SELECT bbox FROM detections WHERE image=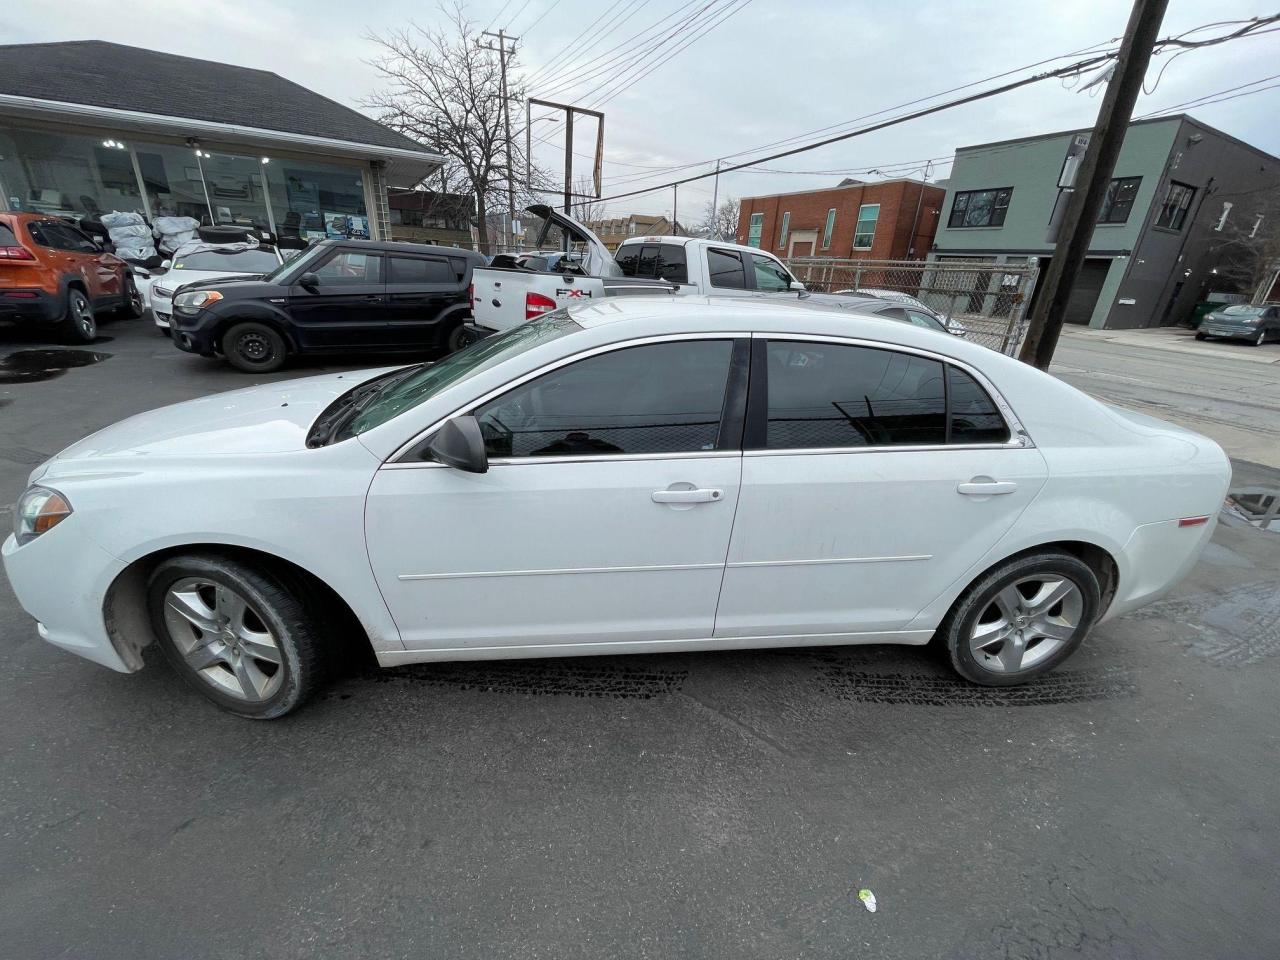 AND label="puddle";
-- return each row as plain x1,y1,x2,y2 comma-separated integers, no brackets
0,348,111,384
1224,488,1280,532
